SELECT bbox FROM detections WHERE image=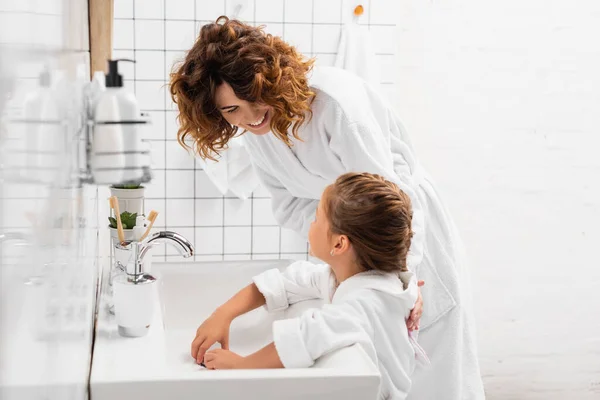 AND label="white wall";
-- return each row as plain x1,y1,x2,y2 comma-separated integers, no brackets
394,1,600,399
